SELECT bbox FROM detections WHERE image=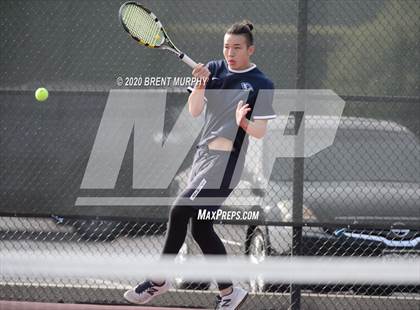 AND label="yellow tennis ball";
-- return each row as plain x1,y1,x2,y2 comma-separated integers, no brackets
35,87,49,101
